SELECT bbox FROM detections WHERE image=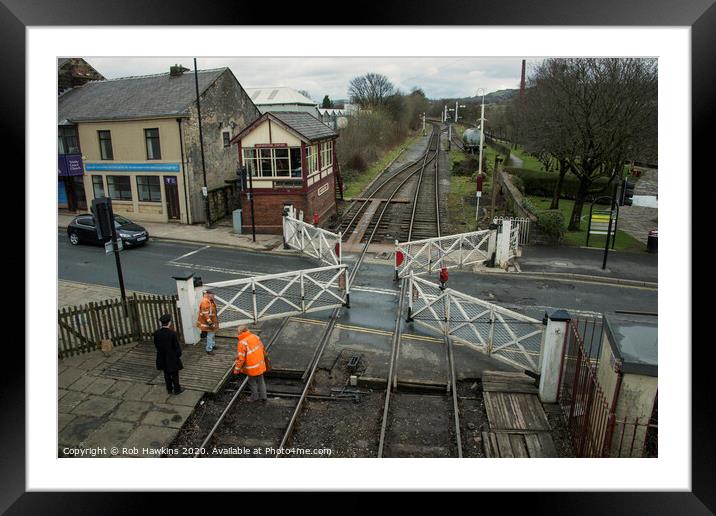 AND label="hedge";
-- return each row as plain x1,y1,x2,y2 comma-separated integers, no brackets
505,167,614,203
535,209,566,245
